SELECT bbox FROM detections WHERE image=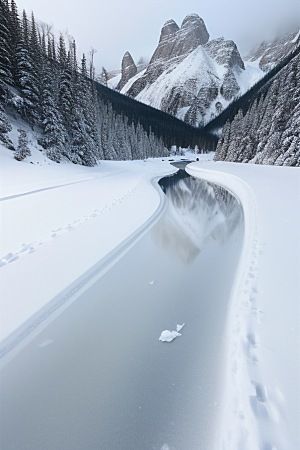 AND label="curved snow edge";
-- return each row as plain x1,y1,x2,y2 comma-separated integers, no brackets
0,170,176,361
186,163,259,450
